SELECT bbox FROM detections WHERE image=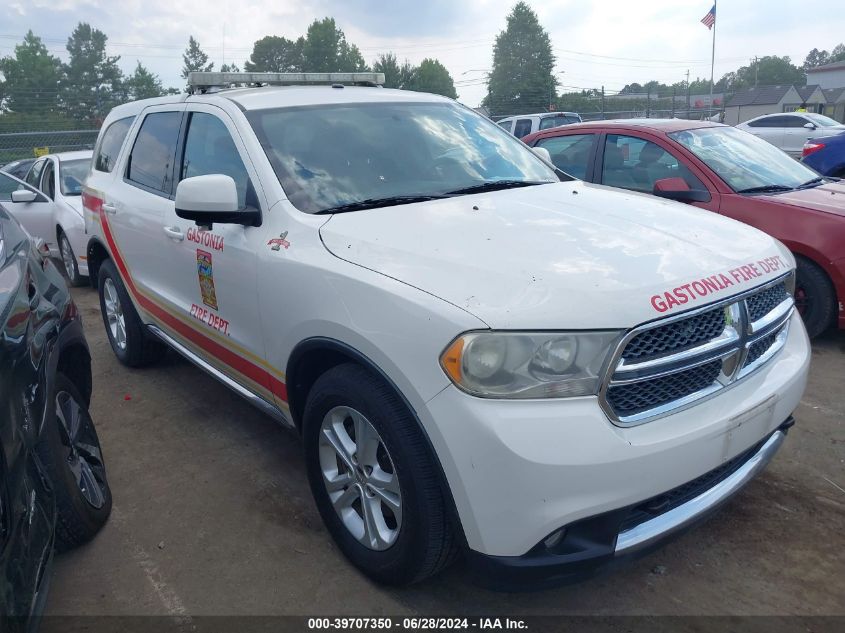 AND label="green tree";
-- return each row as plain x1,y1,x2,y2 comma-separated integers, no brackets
125,62,166,100
831,43,845,64
719,56,804,91
407,58,457,98
181,36,214,80
302,18,368,72
245,36,304,72
0,31,61,114
373,53,415,89
484,2,556,116
803,48,830,70
60,23,124,123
